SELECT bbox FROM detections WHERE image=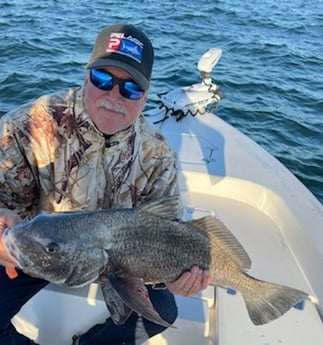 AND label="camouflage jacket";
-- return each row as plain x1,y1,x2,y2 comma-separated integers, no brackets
0,87,179,219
